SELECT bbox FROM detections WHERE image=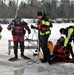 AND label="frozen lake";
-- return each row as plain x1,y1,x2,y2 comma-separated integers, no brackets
0,23,74,75
0,23,74,54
